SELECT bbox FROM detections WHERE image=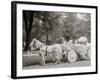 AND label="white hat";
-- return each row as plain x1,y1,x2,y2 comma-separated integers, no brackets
77,36,87,43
